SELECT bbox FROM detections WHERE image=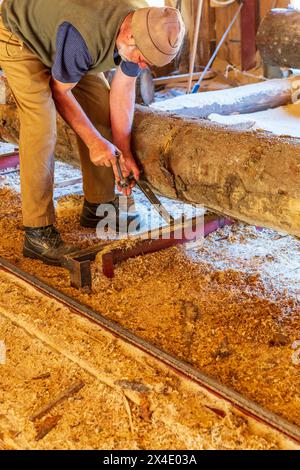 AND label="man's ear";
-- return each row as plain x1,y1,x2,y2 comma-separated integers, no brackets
126,32,136,46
